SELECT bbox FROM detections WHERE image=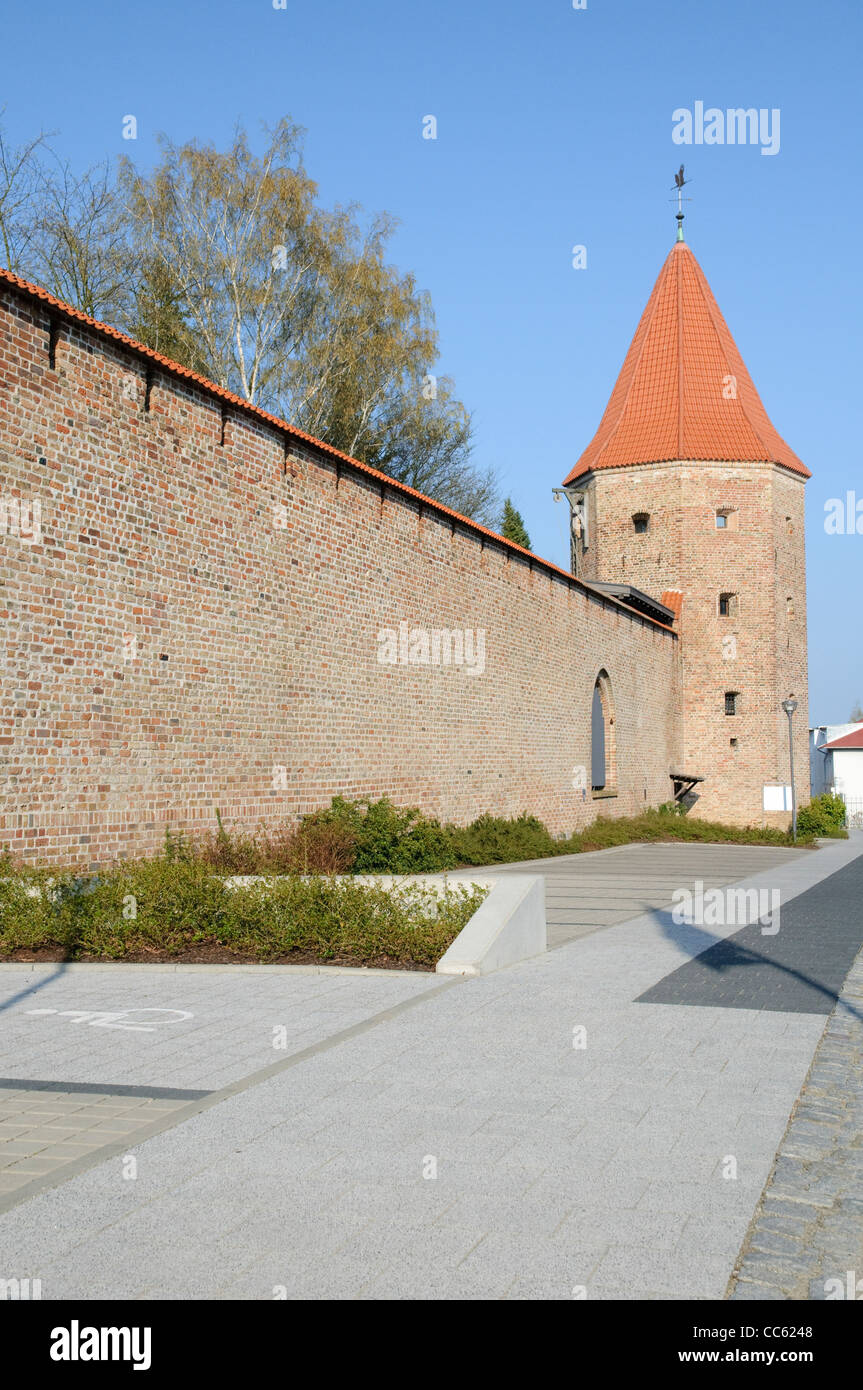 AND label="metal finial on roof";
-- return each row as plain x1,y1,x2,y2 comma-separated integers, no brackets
672,165,689,241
